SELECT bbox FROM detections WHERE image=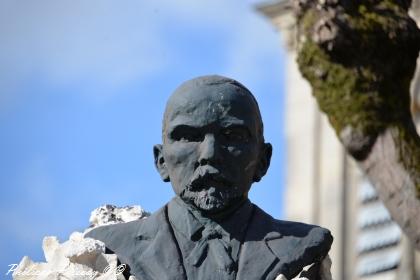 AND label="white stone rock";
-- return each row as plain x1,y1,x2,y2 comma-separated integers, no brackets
42,236,60,263
88,205,149,228
275,274,309,280
275,275,309,280
12,205,148,280
274,255,333,280
65,233,106,268
12,204,148,279
319,255,333,280
12,233,135,280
